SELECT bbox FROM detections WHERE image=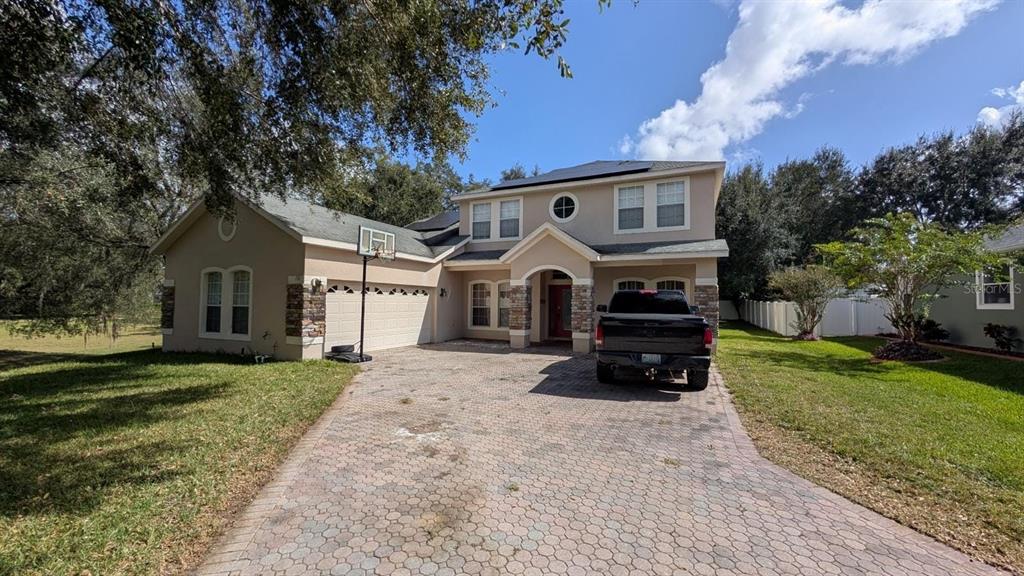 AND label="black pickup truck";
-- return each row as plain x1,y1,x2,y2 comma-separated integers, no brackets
594,289,713,389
